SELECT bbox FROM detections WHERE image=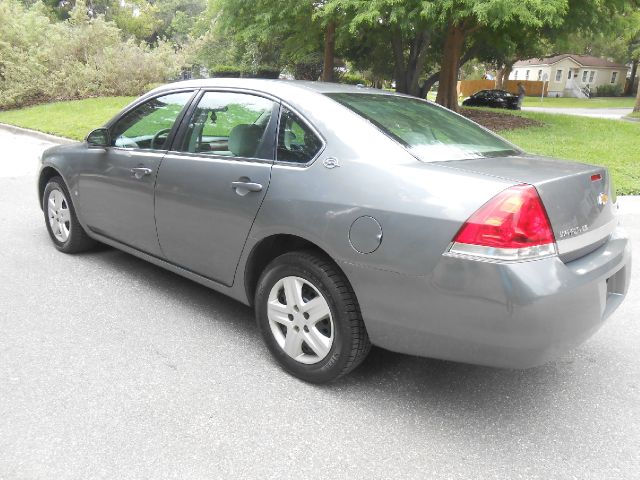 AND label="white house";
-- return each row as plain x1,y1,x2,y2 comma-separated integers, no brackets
509,54,628,97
